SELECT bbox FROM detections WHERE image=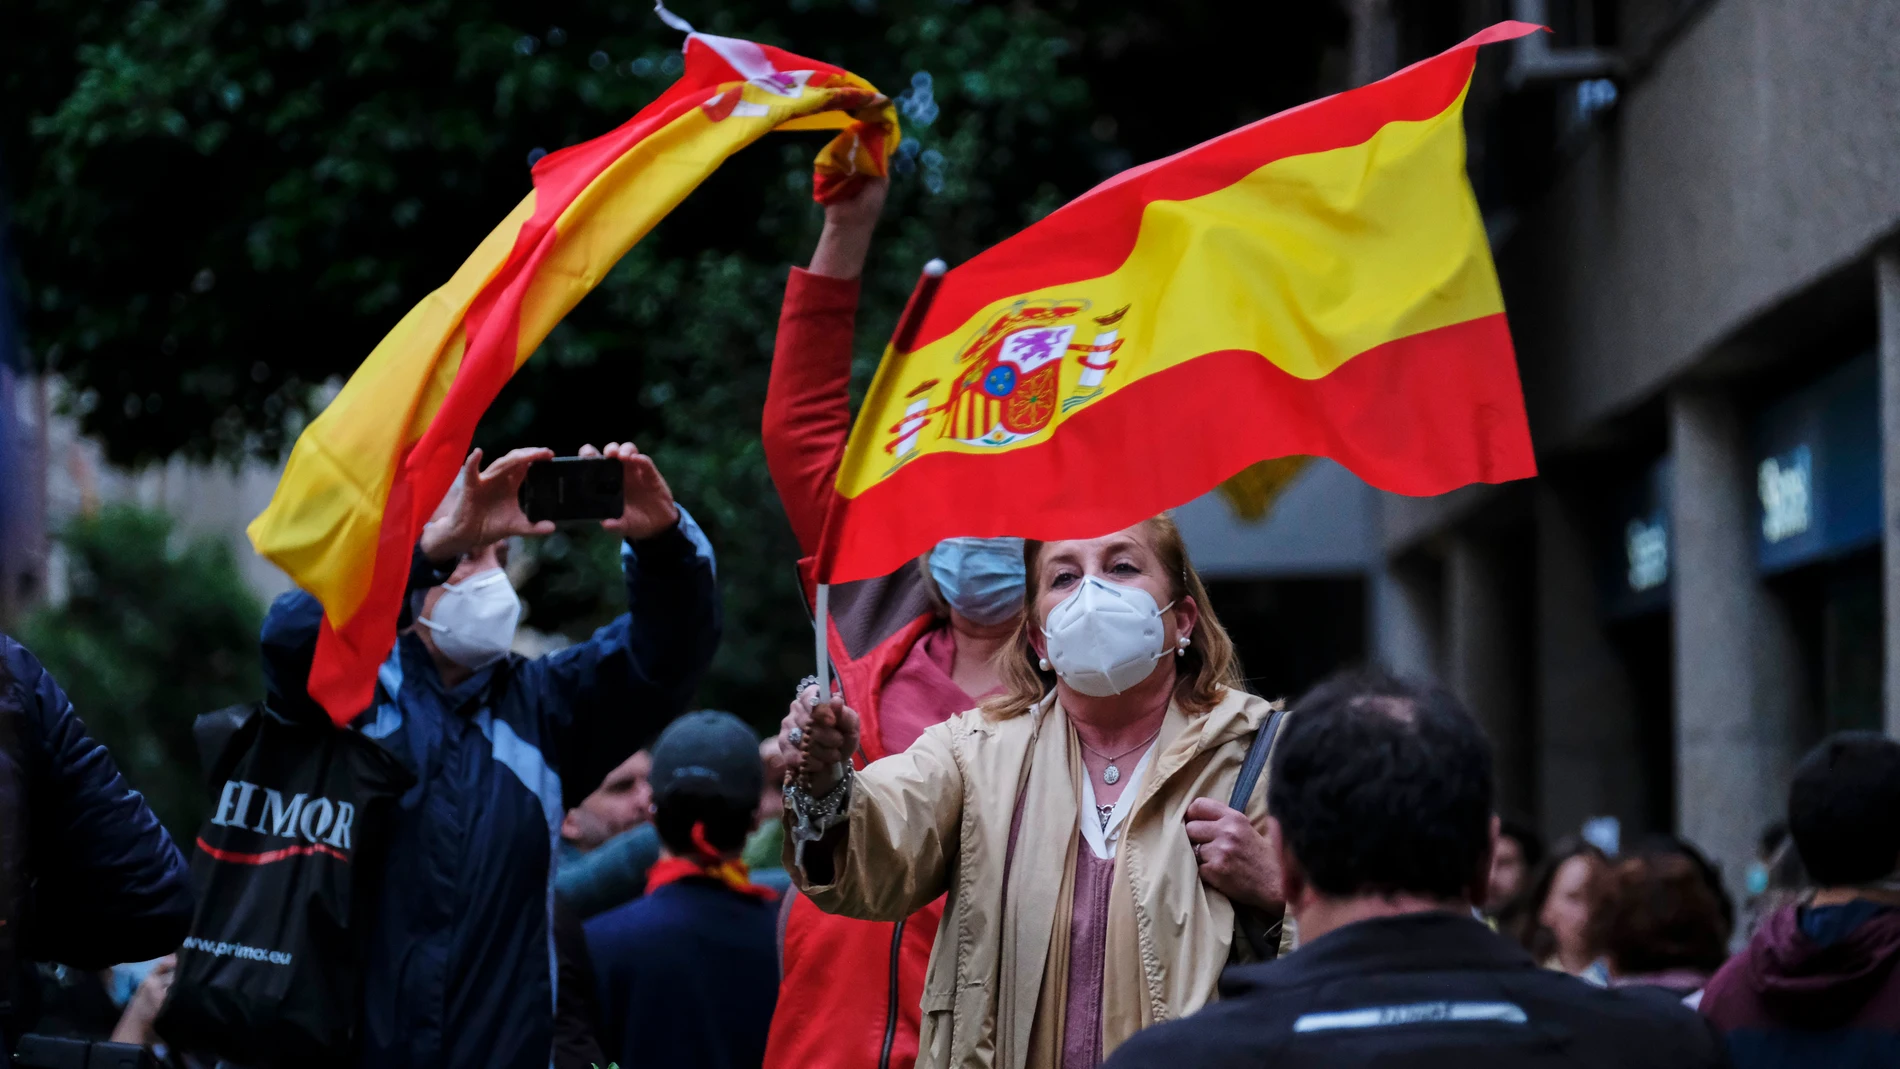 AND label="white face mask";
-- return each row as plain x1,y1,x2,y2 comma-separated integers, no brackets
417,568,520,669
1041,575,1175,697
